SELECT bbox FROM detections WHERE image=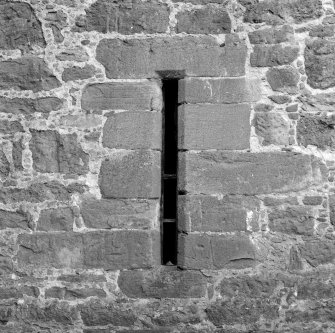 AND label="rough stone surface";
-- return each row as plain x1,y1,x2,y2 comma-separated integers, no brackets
36,207,74,231
268,206,315,236
266,66,300,94
30,130,89,175
17,231,158,270
297,114,335,150
179,151,326,195
56,47,88,62
81,82,162,112
81,198,158,230
118,268,206,298
243,0,323,25
0,97,63,115
179,233,255,270
178,195,260,232
299,240,335,267
305,38,335,89
99,151,161,199
179,78,261,104
254,112,290,146
0,120,24,135
62,64,96,82
178,104,250,150
103,111,162,149
176,7,231,34
45,286,106,299
75,0,170,34
0,2,45,50
12,138,24,171
0,210,29,230
299,93,335,113
96,35,247,78
330,195,335,226
248,25,294,44
250,45,299,67
0,57,61,92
